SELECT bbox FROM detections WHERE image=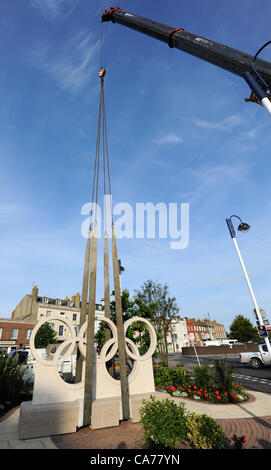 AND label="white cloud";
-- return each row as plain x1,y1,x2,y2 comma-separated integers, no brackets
240,126,261,140
152,133,183,145
28,30,99,94
194,114,244,131
30,0,80,20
